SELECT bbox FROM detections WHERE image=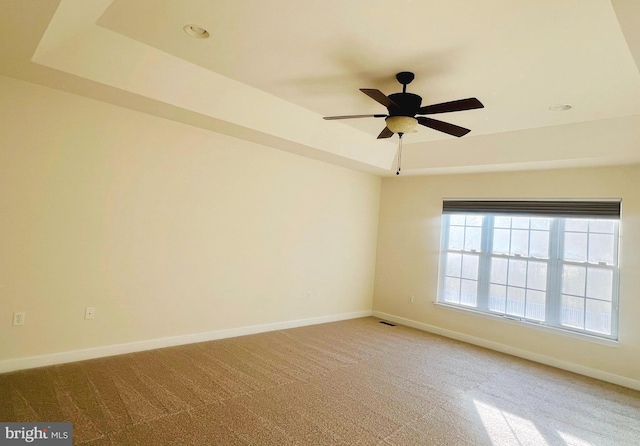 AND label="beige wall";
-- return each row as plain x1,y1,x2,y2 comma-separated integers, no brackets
0,75,381,361
3,73,639,388
373,165,640,384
